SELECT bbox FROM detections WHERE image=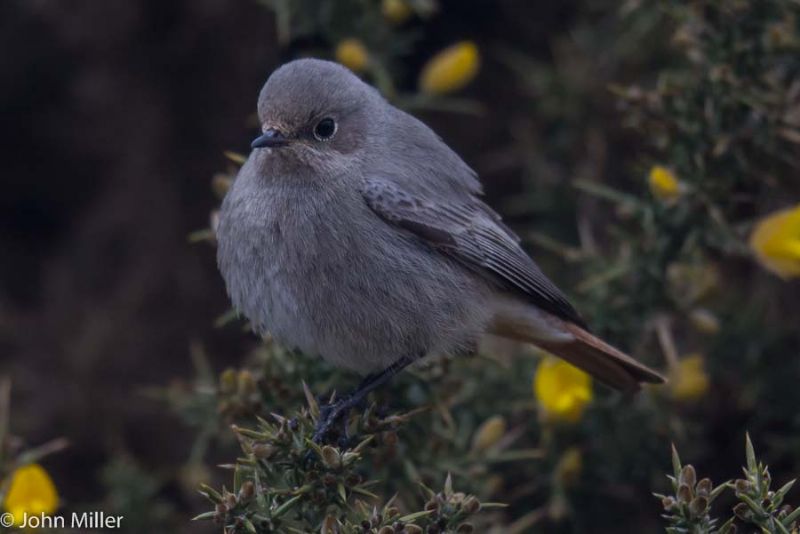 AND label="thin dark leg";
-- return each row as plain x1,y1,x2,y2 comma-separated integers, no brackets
312,354,416,444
